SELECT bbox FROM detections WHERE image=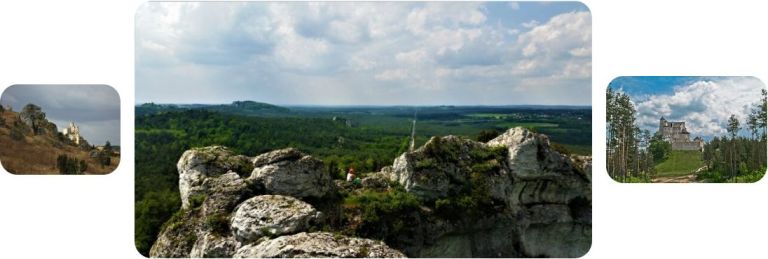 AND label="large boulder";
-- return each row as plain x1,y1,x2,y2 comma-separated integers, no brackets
385,135,514,204
230,195,320,243
233,232,406,258
177,146,253,209
250,148,334,199
199,171,251,215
